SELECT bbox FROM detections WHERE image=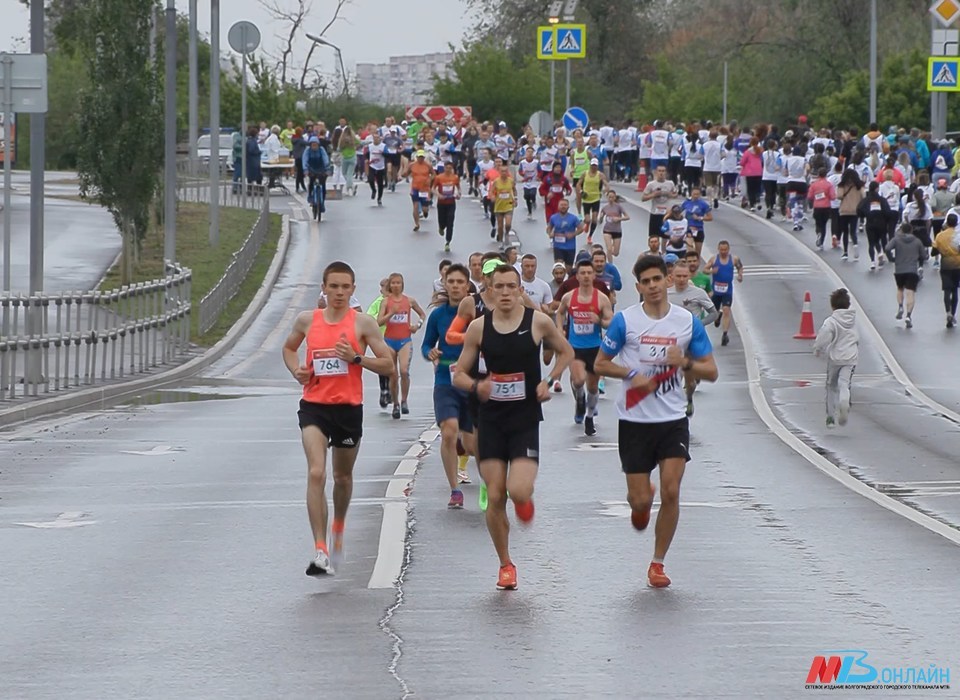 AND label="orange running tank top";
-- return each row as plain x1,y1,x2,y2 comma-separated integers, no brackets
383,295,412,340
303,308,363,406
